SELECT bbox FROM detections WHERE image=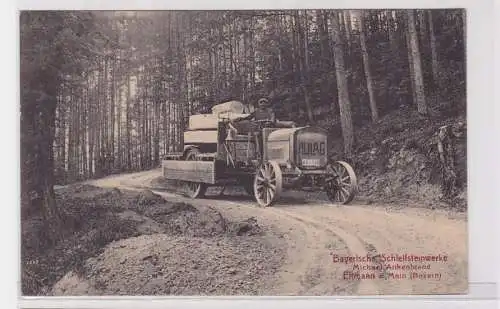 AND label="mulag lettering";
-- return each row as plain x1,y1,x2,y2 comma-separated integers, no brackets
299,142,326,156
